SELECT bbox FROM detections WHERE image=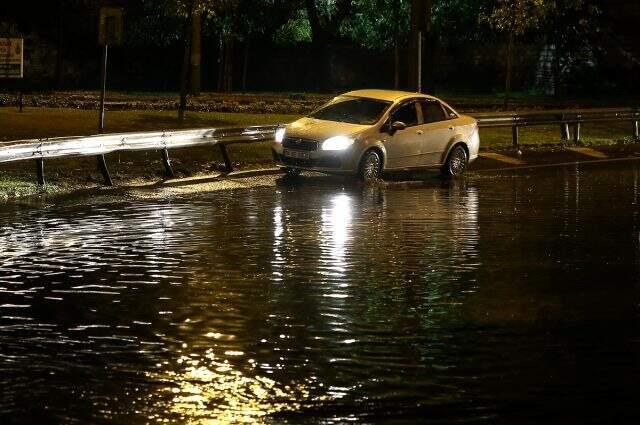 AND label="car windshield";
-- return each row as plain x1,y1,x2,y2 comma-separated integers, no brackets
309,96,391,125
